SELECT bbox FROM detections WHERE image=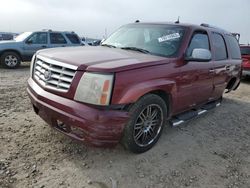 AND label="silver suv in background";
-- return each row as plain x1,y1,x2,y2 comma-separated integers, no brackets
0,30,82,68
